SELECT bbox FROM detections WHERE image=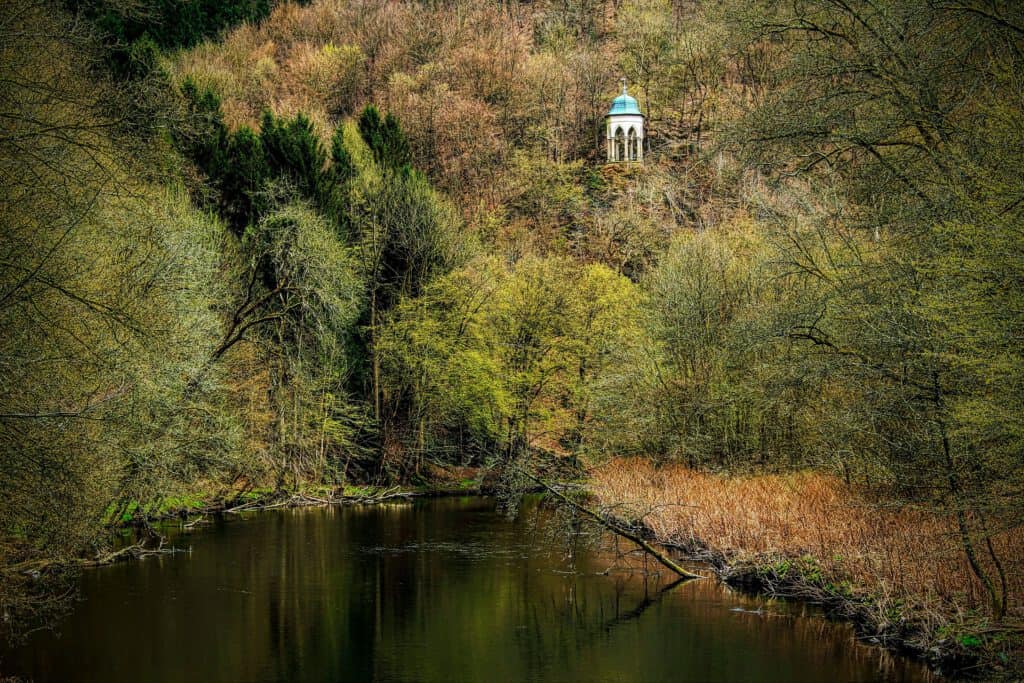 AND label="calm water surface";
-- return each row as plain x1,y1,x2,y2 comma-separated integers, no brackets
1,497,934,682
